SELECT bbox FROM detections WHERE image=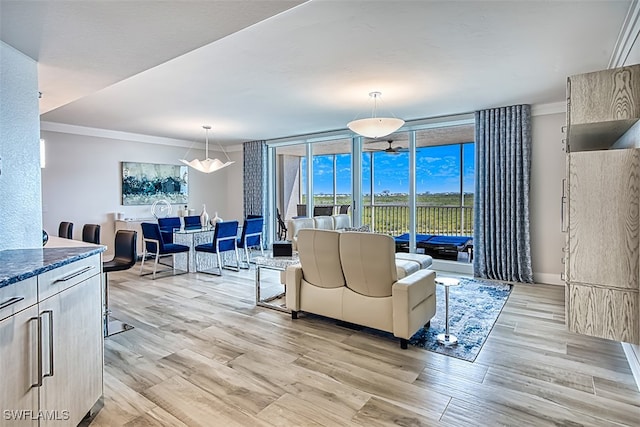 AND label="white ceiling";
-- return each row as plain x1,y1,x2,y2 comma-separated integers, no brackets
1,0,637,147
